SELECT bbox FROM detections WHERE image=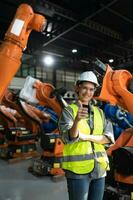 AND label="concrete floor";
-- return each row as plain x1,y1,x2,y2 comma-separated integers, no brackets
0,159,68,200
